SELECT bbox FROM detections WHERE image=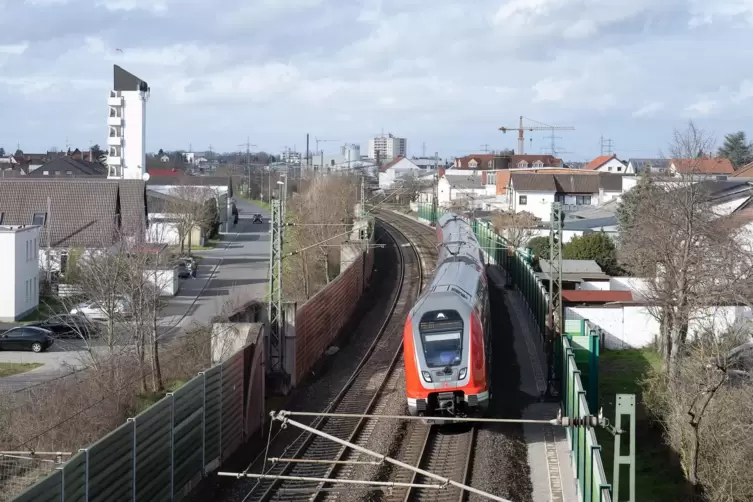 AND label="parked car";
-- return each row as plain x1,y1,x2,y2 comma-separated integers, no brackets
0,326,54,352
28,314,100,339
176,262,191,279
252,214,263,224
69,297,132,321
